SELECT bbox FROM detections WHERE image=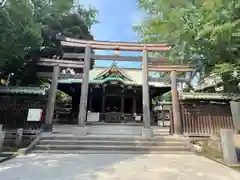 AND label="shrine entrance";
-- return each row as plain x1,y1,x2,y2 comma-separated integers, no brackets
105,96,121,112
